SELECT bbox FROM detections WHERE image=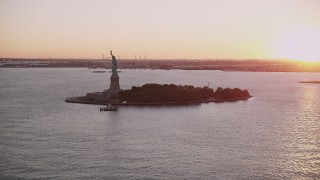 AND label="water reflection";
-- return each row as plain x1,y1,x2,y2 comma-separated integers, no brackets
284,85,320,178
104,111,121,136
